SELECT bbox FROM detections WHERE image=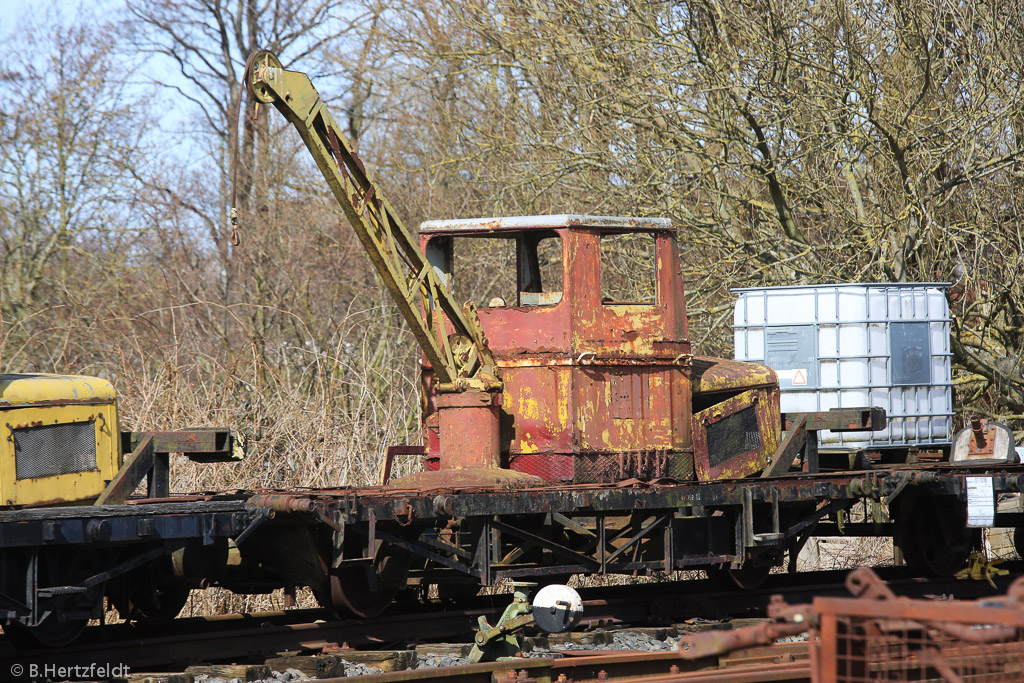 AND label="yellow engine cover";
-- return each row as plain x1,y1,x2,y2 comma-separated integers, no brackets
0,374,120,507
